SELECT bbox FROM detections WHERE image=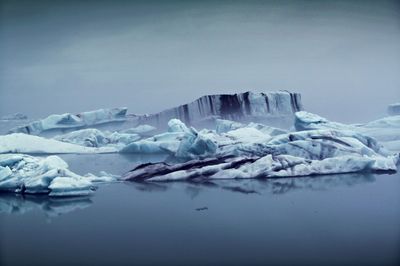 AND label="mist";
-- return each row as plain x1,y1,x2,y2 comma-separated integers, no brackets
1,0,399,122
